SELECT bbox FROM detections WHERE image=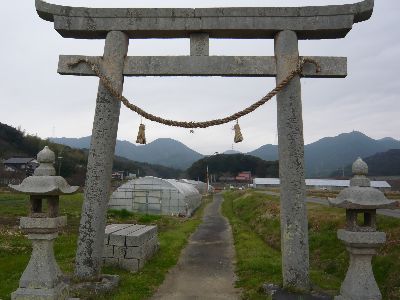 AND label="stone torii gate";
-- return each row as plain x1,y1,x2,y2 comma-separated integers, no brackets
35,0,374,291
